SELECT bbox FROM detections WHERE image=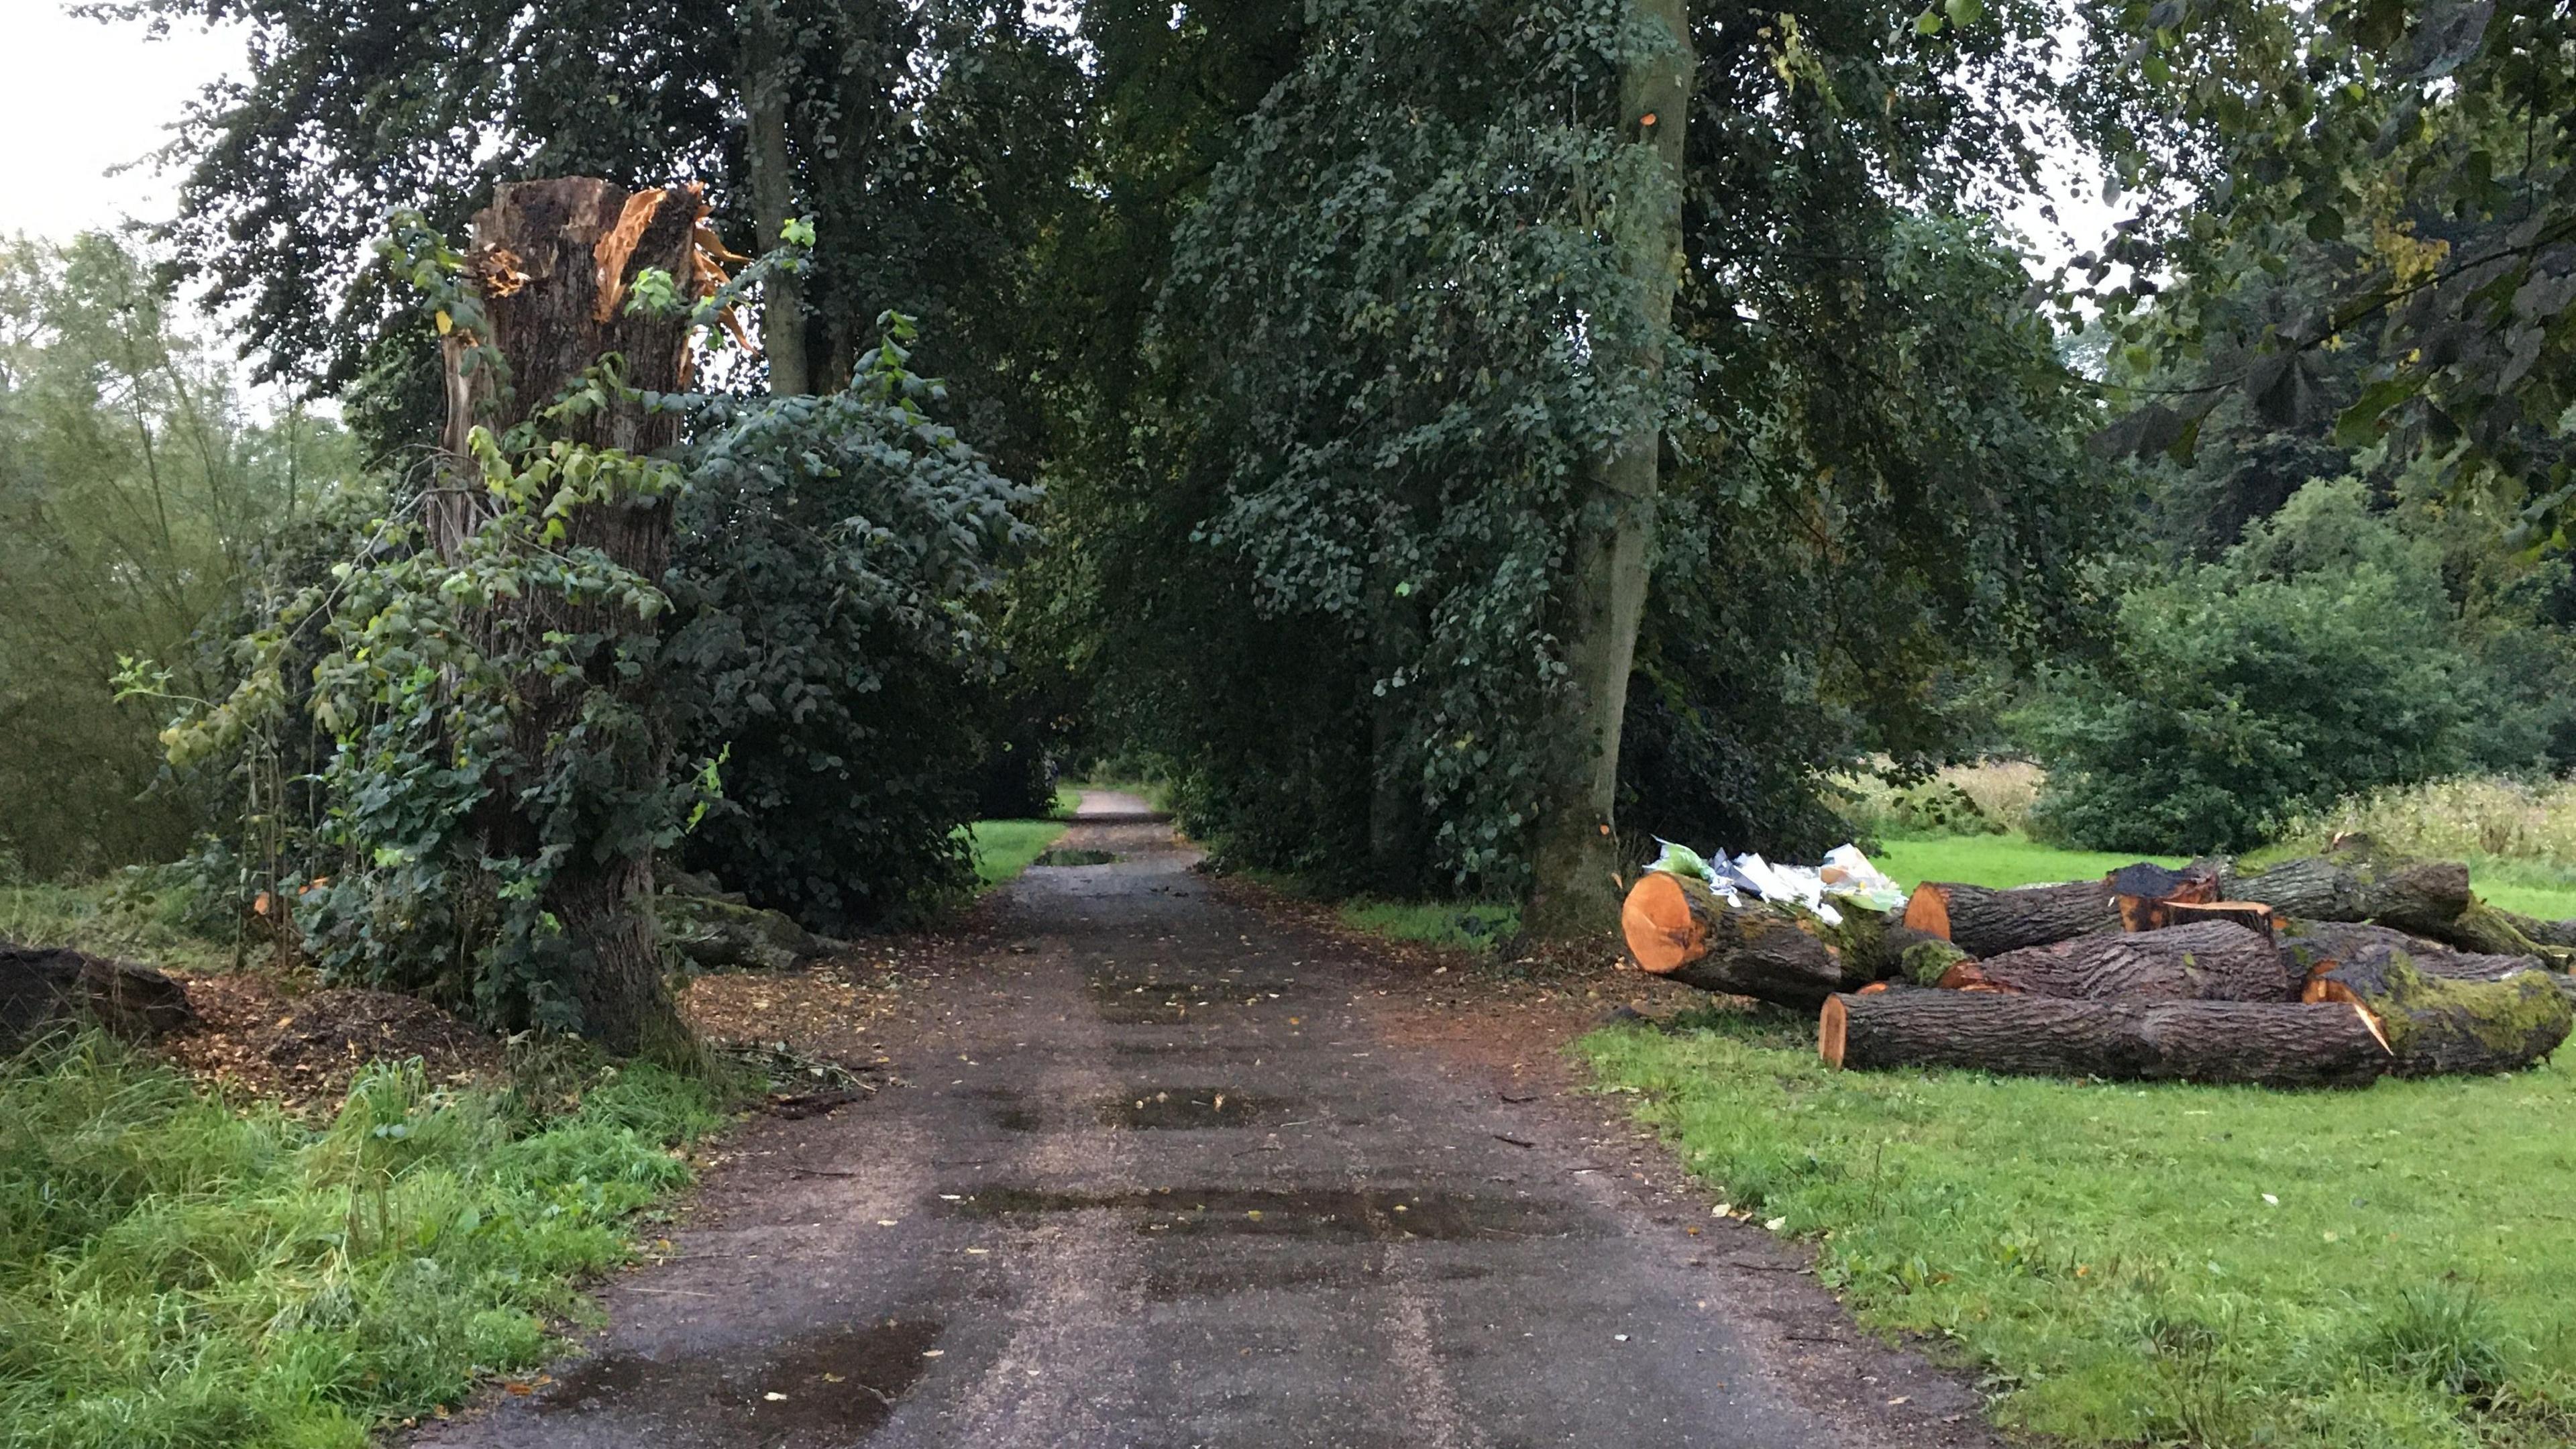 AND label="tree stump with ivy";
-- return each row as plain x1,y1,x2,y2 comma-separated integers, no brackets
437,177,702,1057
